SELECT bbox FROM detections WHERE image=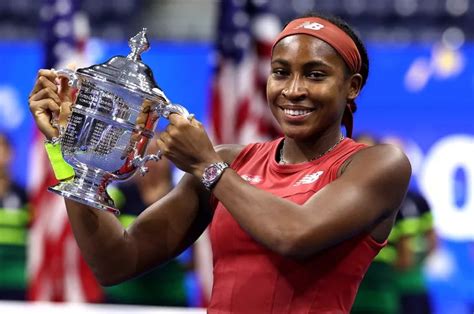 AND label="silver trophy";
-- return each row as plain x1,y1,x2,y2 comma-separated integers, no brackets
49,28,190,215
